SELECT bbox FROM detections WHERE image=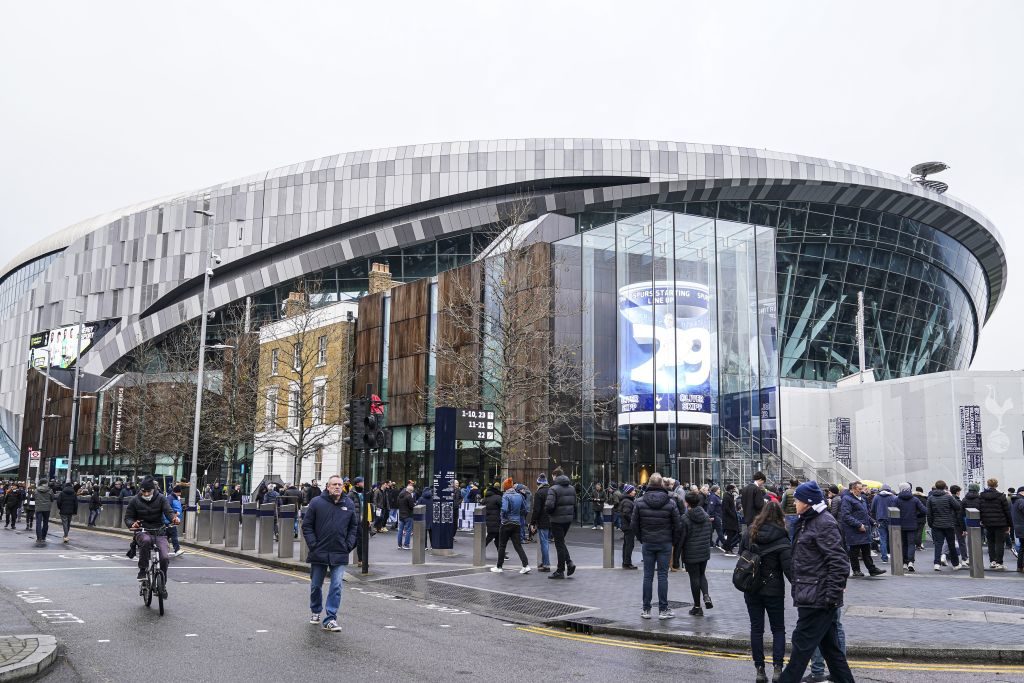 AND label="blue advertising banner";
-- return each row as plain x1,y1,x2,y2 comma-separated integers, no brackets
431,407,457,550
618,281,711,424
